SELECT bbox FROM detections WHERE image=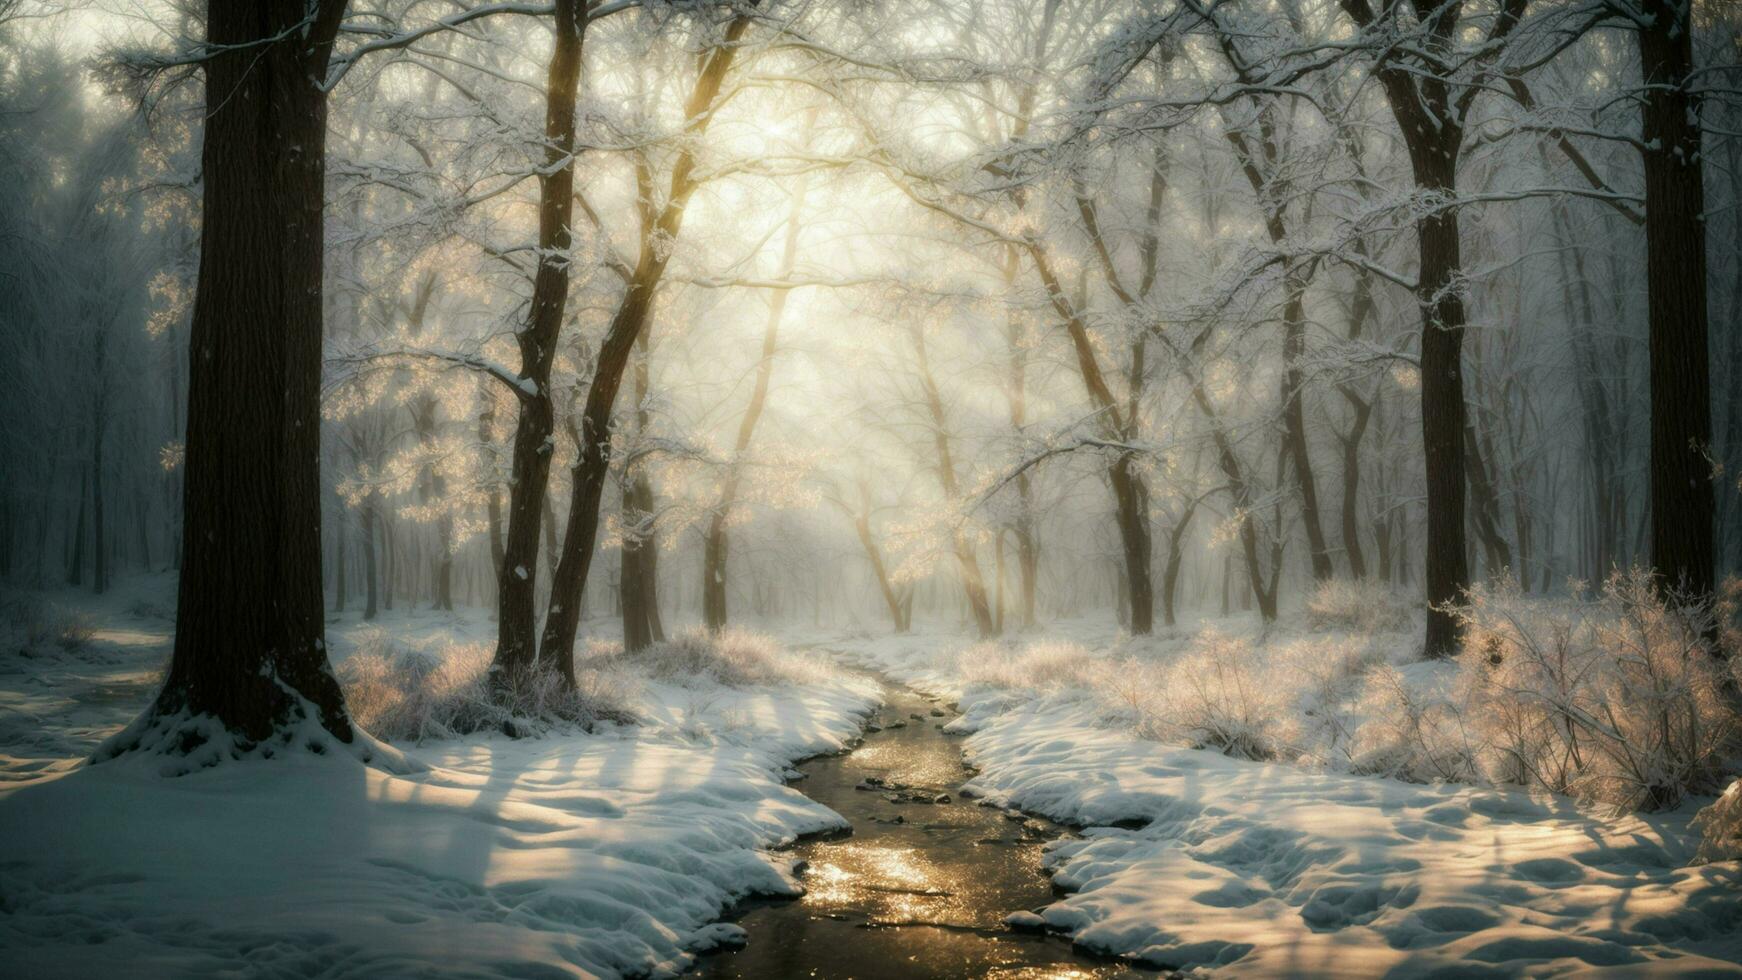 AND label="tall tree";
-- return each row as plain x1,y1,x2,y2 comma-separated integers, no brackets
1334,0,1525,656
1635,0,1715,603
99,0,363,761
539,13,754,681
490,0,588,686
